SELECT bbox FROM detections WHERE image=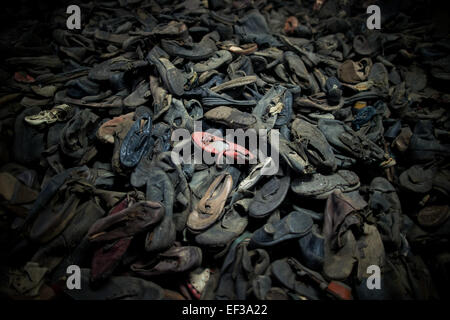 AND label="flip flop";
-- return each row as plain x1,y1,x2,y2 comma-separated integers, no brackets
187,173,233,232
192,131,255,163
248,175,291,218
